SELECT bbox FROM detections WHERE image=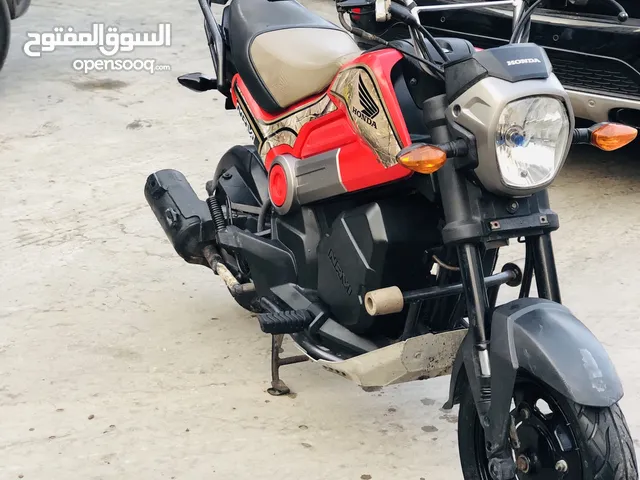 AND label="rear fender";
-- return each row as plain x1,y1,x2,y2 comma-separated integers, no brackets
211,145,269,209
